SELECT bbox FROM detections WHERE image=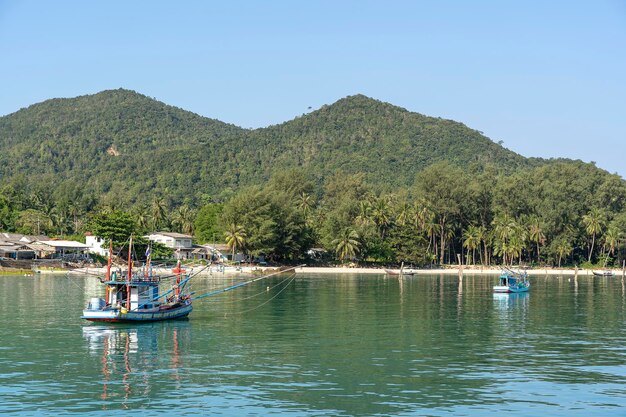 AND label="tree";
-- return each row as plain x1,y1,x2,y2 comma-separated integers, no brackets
582,208,606,263
527,216,546,265
171,205,195,235
151,197,168,231
554,237,573,268
371,196,392,238
332,228,360,262
602,226,621,266
194,203,224,243
224,223,247,262
462,225,481,265
90,210,136,245
16,209,53,235
414,162,470,265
